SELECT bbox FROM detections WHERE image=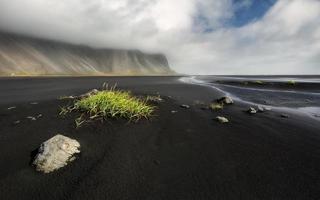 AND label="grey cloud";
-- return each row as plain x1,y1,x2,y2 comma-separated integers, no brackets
0,0,319,74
